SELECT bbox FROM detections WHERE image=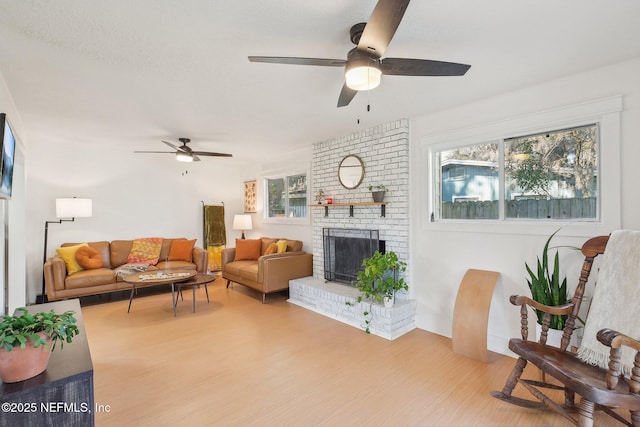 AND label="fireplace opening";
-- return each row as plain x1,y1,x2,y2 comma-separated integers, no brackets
323,228,384,284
